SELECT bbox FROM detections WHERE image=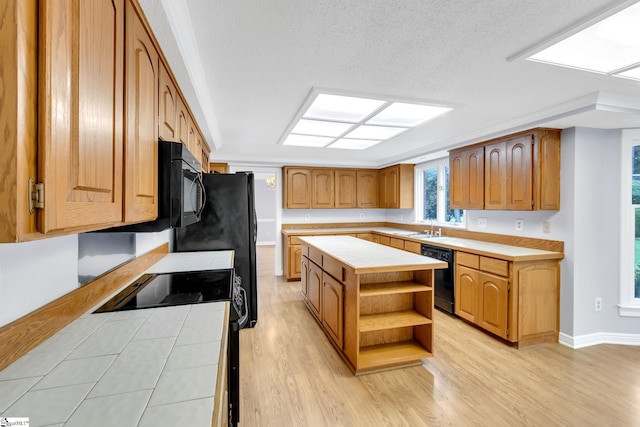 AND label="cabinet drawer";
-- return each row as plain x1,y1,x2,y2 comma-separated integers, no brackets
404,241,421,254
323,256,345,282
480,256,508,277
290,236,302,245
389,237,405,249
309,246,323,266
457,252,479,269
